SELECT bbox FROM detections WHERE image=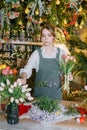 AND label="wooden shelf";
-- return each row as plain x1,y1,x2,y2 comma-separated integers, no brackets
0,40,42,67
